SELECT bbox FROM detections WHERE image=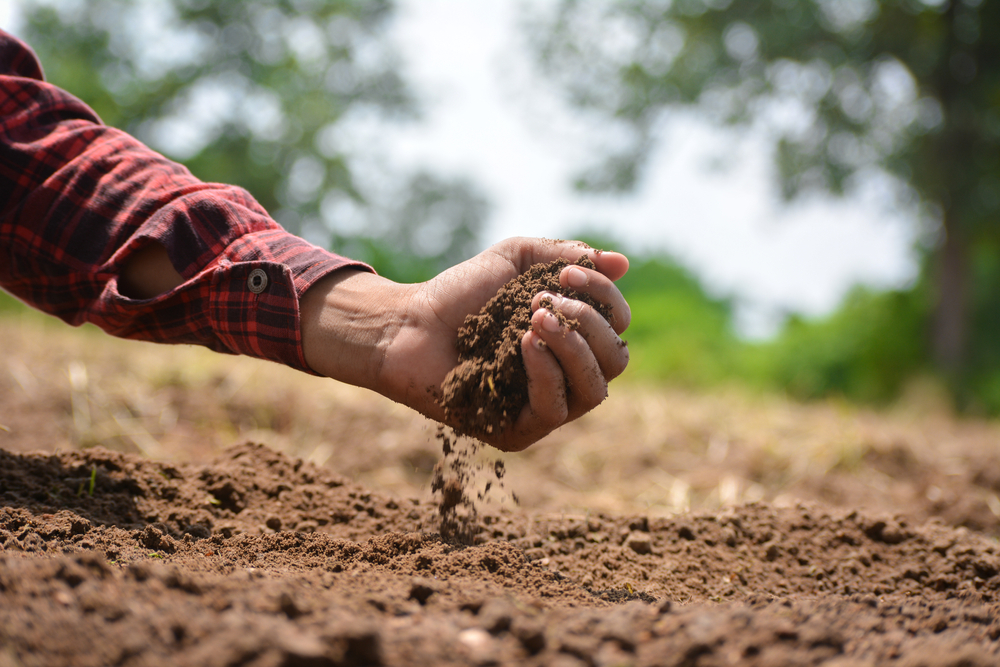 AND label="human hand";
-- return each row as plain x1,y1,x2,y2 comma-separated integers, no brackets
300,237,630,451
